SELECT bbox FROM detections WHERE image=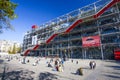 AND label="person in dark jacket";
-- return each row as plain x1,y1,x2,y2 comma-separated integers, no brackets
93,61,96,69
89,61,93,69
